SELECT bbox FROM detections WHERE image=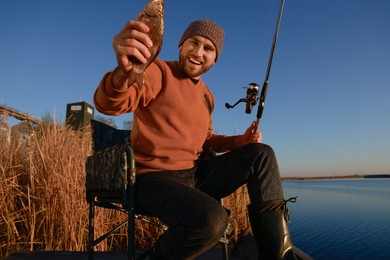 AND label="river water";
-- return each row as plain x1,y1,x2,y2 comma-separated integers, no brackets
283,178,390,259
